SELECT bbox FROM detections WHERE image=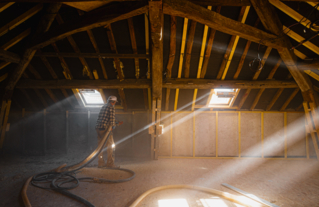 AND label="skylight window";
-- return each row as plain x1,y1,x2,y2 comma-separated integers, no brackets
79,89,104,107
208,89,236,107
